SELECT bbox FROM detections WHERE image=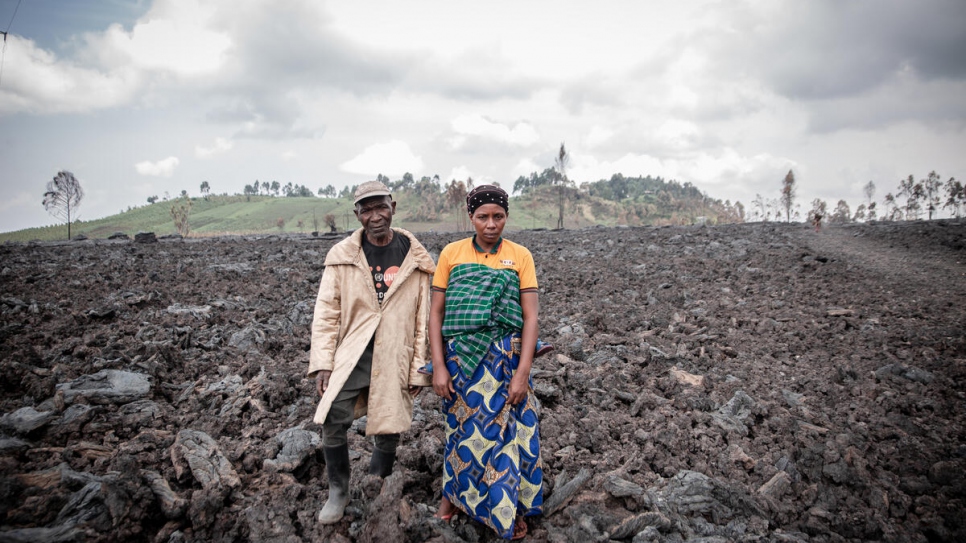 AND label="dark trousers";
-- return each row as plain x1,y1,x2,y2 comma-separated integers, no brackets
321,338,400,452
